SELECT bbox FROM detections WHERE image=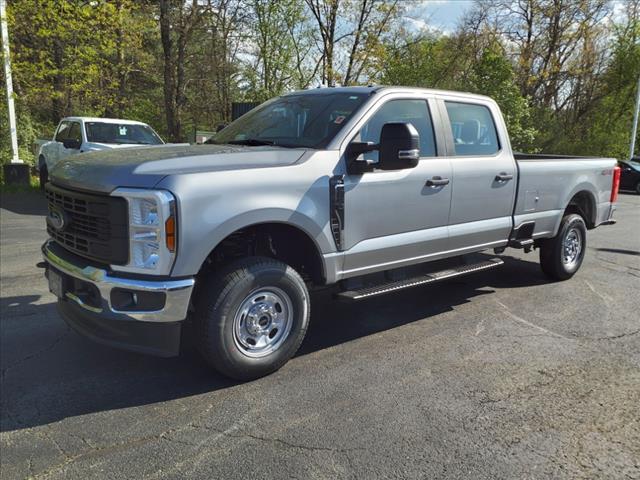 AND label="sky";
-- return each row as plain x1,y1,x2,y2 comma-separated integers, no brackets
404,0,476,35
403,0,630,35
